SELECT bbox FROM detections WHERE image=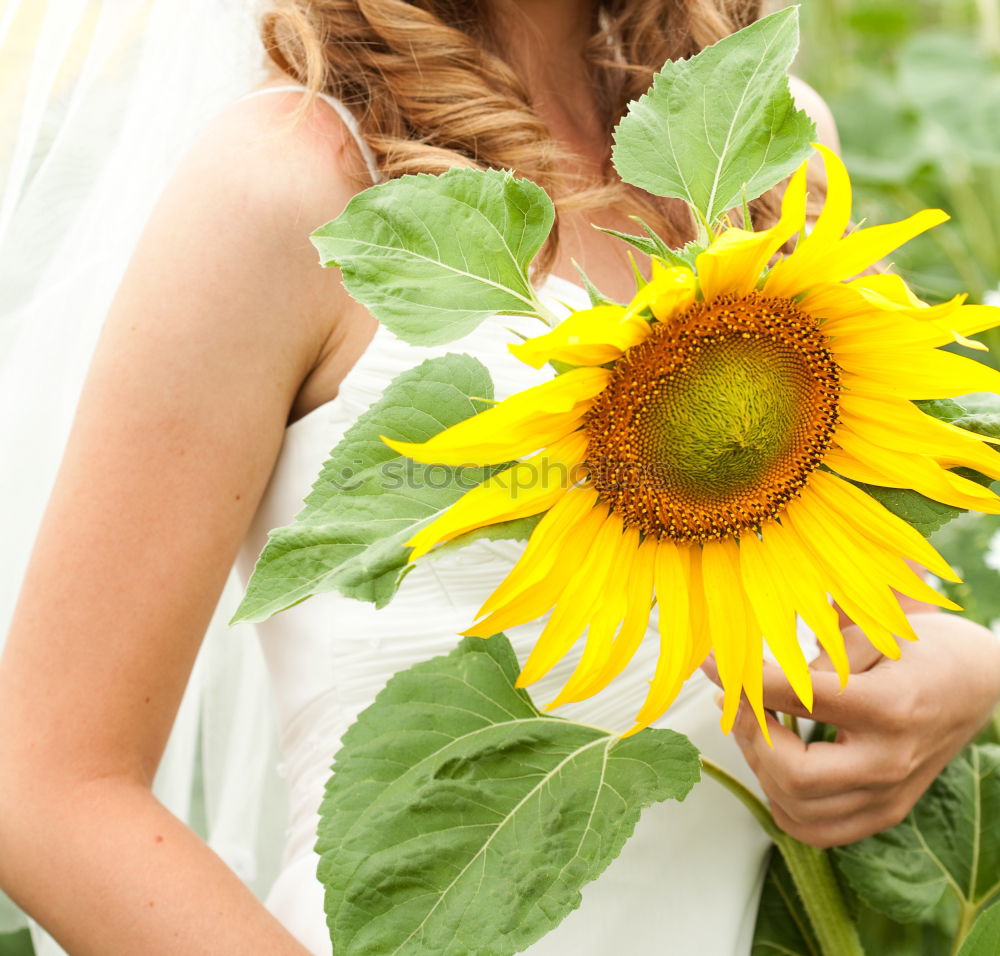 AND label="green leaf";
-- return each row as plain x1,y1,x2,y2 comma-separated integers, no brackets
611,7,815,227
854,394,1000,537
753,842,952,956
959,900,1000,956
829,76,927,185
434,514,542,557
317,634,701,956
0,930,34,956
311,168,555,346
232,354,498,622
853,480,979,539
833,745,1000,926
917,395,1000,443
